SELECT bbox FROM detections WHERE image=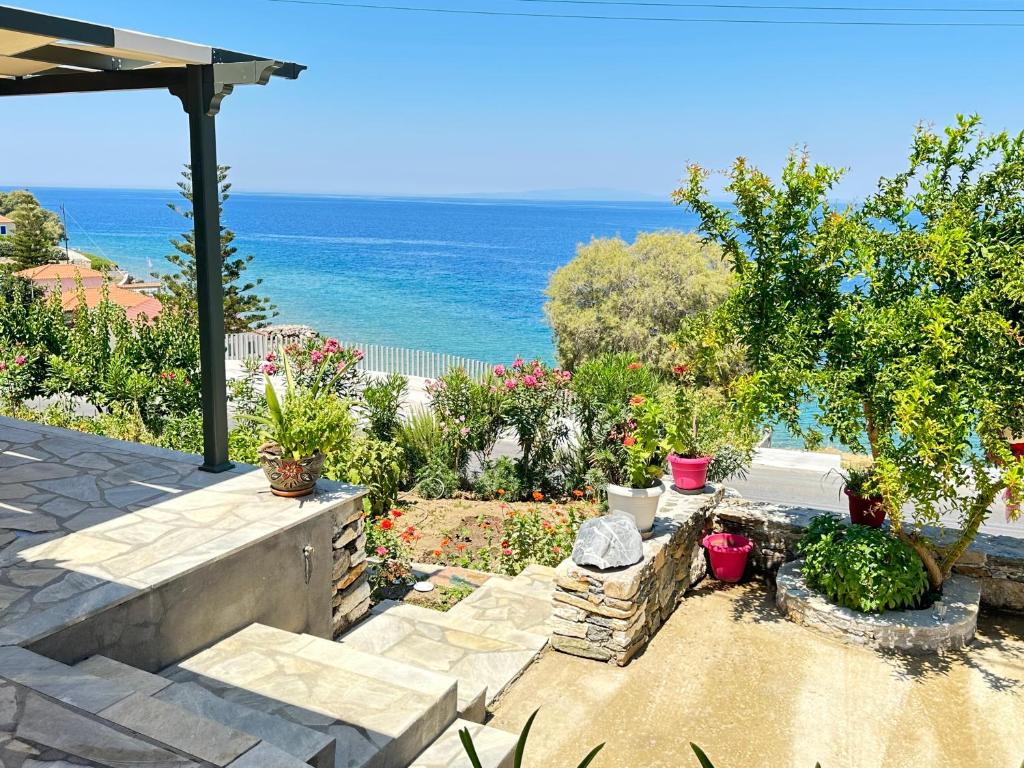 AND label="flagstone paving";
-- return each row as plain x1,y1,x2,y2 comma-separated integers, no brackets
0,417,360,647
